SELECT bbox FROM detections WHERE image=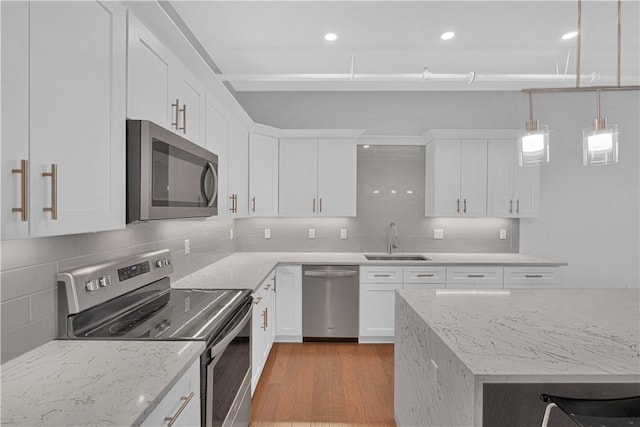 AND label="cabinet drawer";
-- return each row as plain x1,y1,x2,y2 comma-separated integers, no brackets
504,267,558,287
360,266,403,283
403,266,446,284
446,267,503,286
